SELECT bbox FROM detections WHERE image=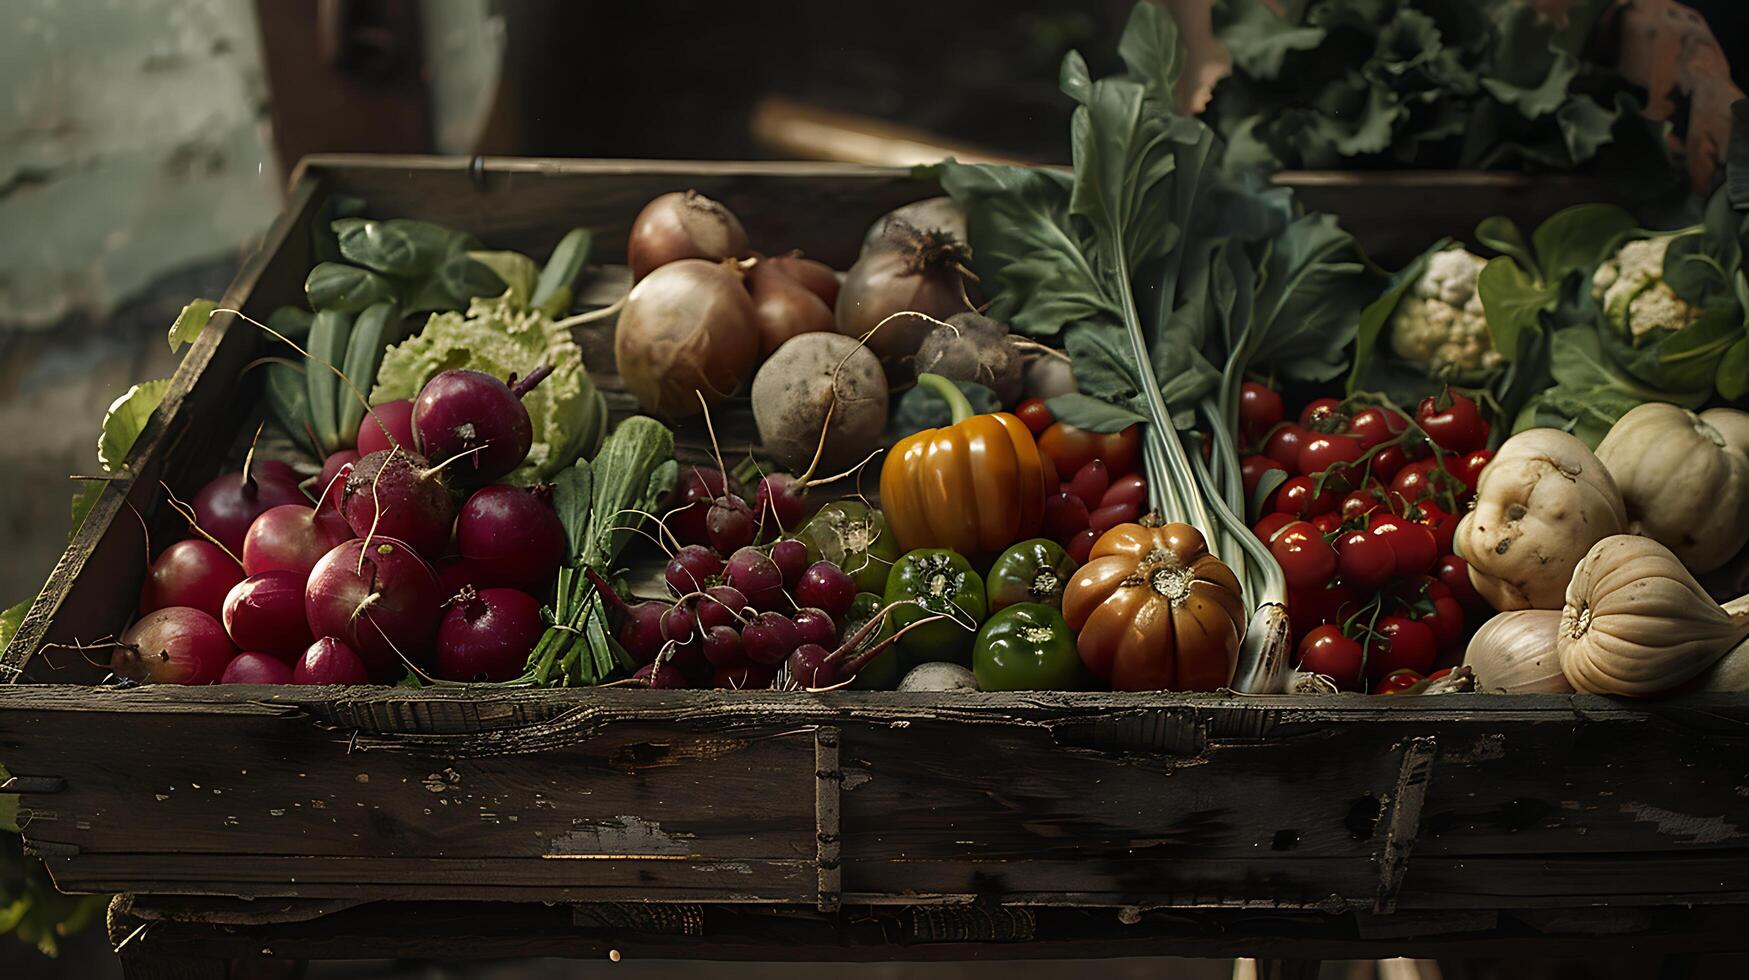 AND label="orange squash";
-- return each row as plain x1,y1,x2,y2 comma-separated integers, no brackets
879,373,1048,561
1062,522,1246,691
